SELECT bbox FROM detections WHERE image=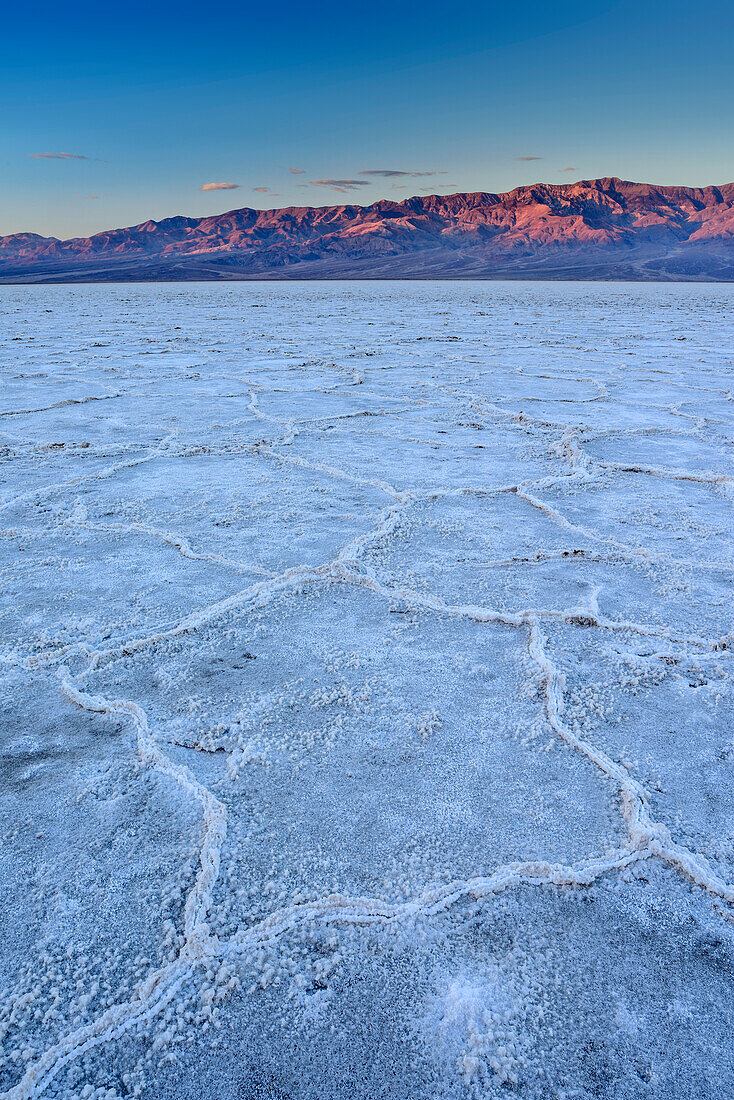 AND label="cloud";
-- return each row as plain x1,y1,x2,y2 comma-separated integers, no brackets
310,178,372,193
561,166,576,172
77,194,101,199
200,182,239,191
289,167,306,174
252,187,270,193
30,152,89,160
516,156,543,161
359,169,438,178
